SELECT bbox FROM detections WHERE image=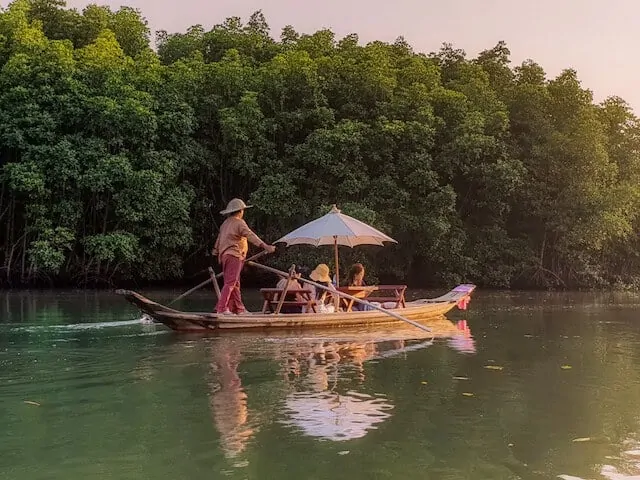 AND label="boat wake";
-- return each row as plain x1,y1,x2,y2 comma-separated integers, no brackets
53,318,153,330
4,317,157,333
